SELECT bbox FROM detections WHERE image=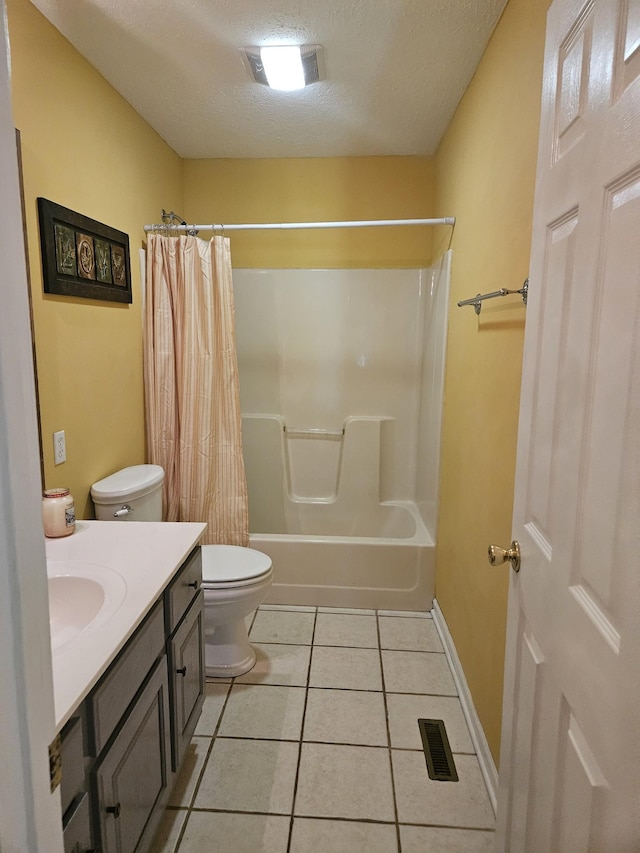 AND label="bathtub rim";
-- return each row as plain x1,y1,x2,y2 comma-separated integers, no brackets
248,500,434,547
